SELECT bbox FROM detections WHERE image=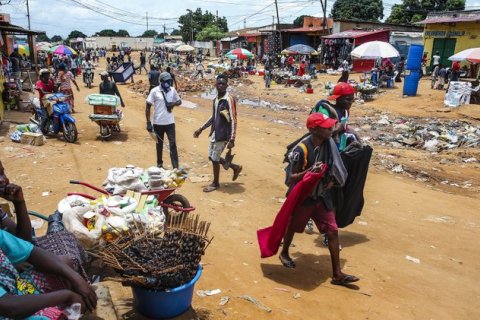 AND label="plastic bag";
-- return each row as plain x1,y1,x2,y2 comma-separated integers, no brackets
105,195,137,216
63,303,82,320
